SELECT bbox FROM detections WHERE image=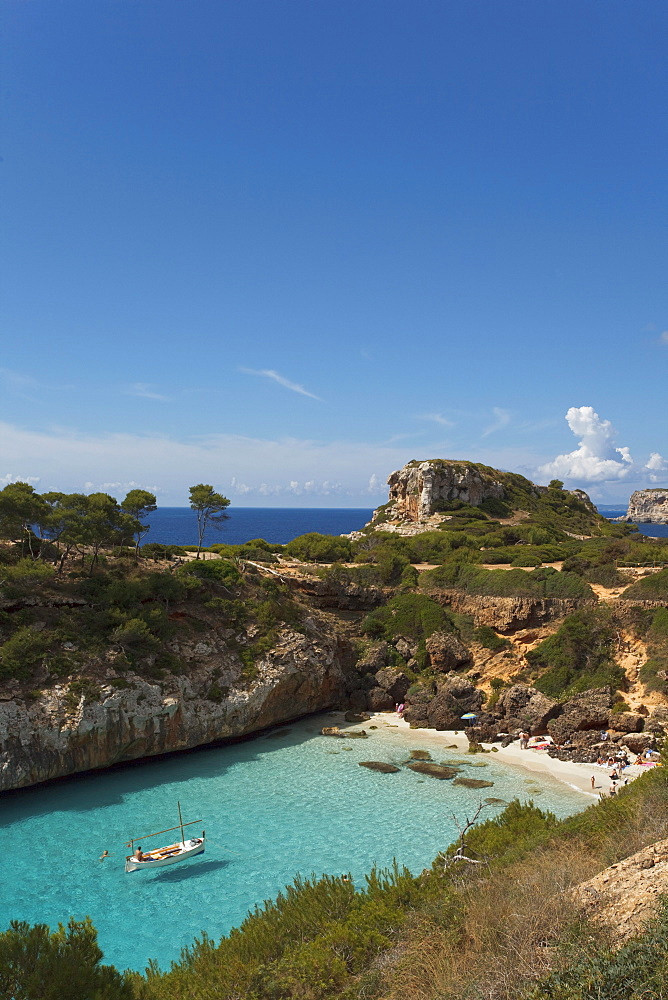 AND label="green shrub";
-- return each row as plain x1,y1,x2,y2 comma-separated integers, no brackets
529,607,624,698
0,627,52,680
177,558,241,588
421,562,593,599
0,558,56,597
473,625,510,652
620,567,668,601
361,593,455,643
285,533,352,563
